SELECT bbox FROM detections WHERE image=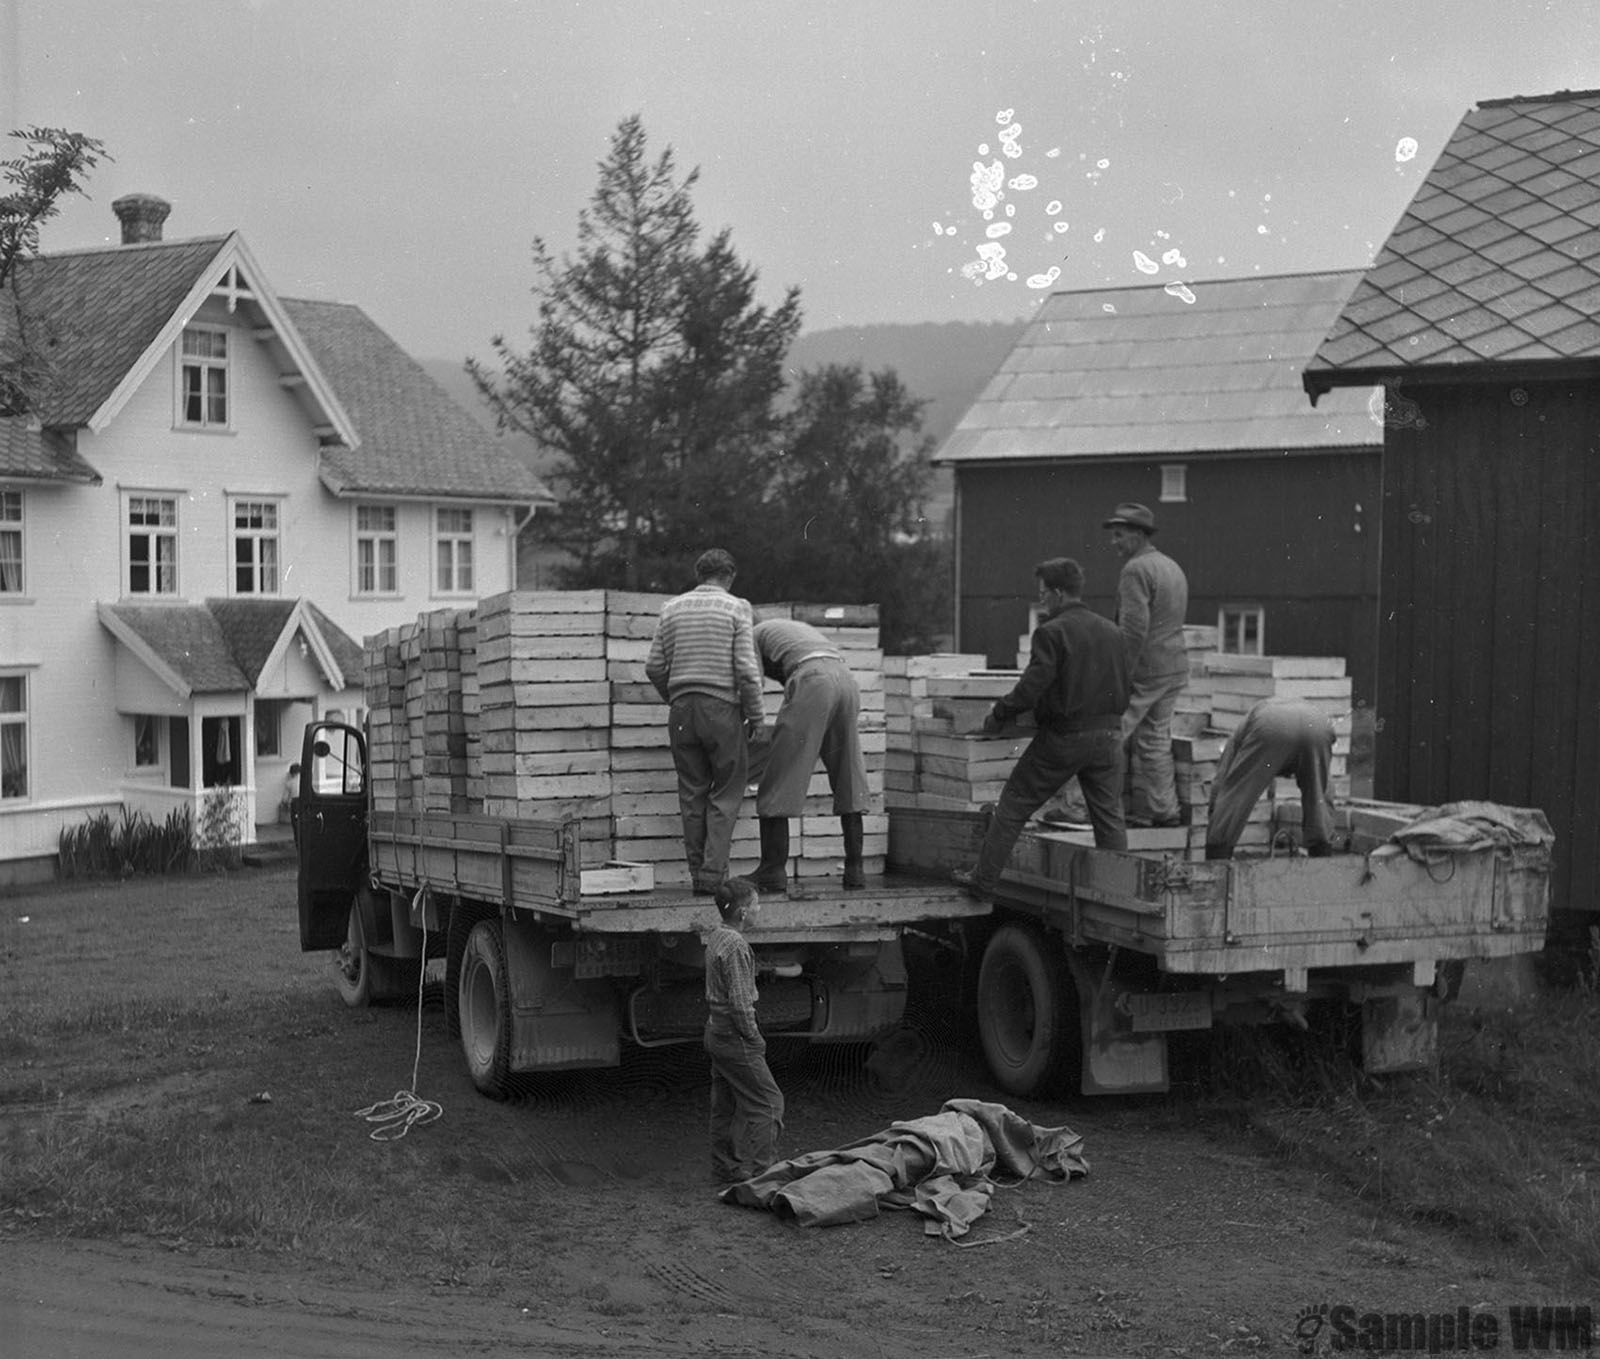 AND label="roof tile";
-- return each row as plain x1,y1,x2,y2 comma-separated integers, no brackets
0,418,102,482
1310,90,1600,382
1517,302,1587,340
282,299,552,504
935,271,1379,464
7,237,229,425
